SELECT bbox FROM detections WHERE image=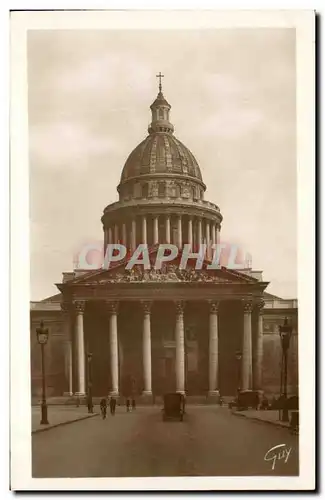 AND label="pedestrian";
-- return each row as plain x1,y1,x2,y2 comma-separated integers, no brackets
132,398,136,411
126,398,131,412
100,398,107,419
110,396,117,415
